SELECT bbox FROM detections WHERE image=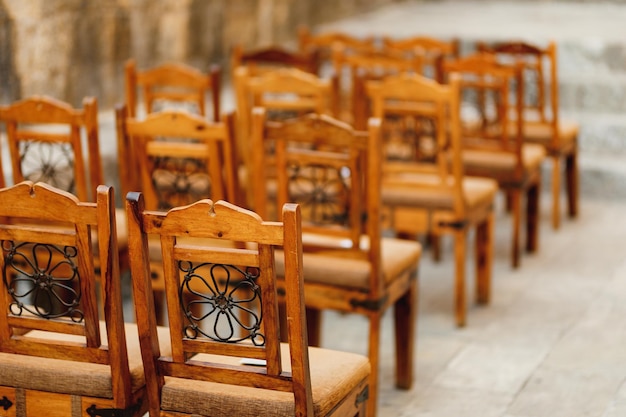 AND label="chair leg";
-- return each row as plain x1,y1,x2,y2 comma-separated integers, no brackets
367,314,381,417
551,155,561,230
526,181,540,253
454,229,467,327
305,307,323,347
475,212,493,305
510,190,522,269
394,278,417,389
428,232,442,262
566,149,579,218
